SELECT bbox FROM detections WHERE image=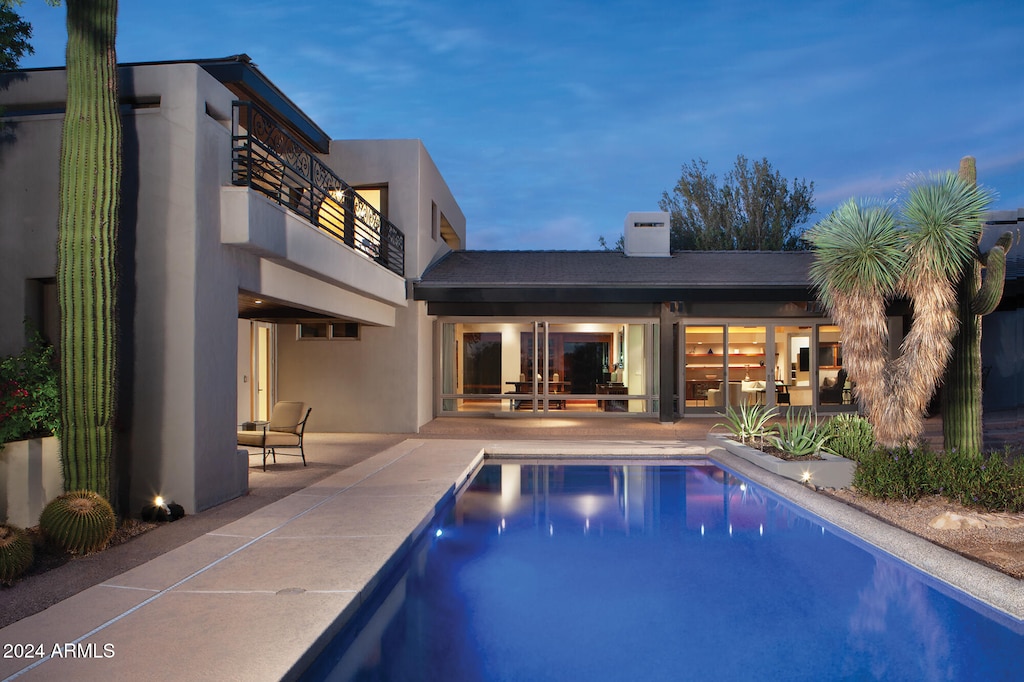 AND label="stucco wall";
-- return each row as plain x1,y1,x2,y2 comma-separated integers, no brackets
1,62,466,509
273,140,465,433
0,76,63,355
